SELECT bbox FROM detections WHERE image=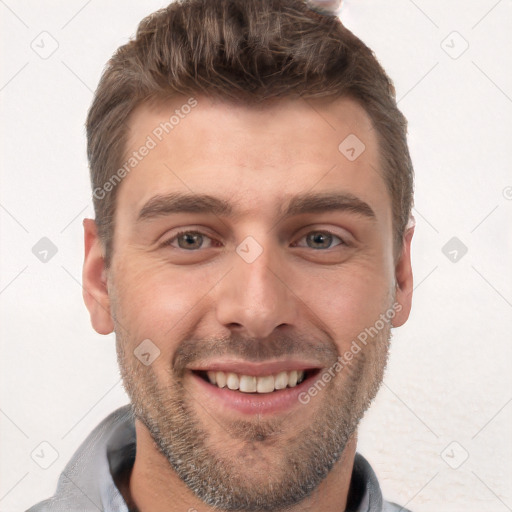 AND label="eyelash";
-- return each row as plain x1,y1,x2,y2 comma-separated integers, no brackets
161,229,348,251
